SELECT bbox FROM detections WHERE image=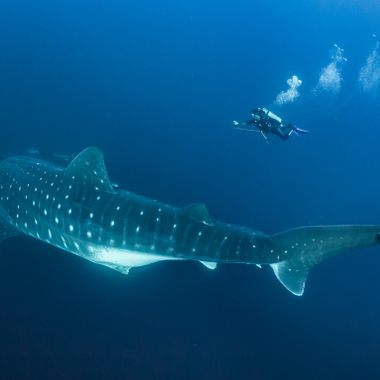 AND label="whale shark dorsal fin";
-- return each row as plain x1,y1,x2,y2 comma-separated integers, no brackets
270,259,310,296
65,147,117,194
182,203,214,226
